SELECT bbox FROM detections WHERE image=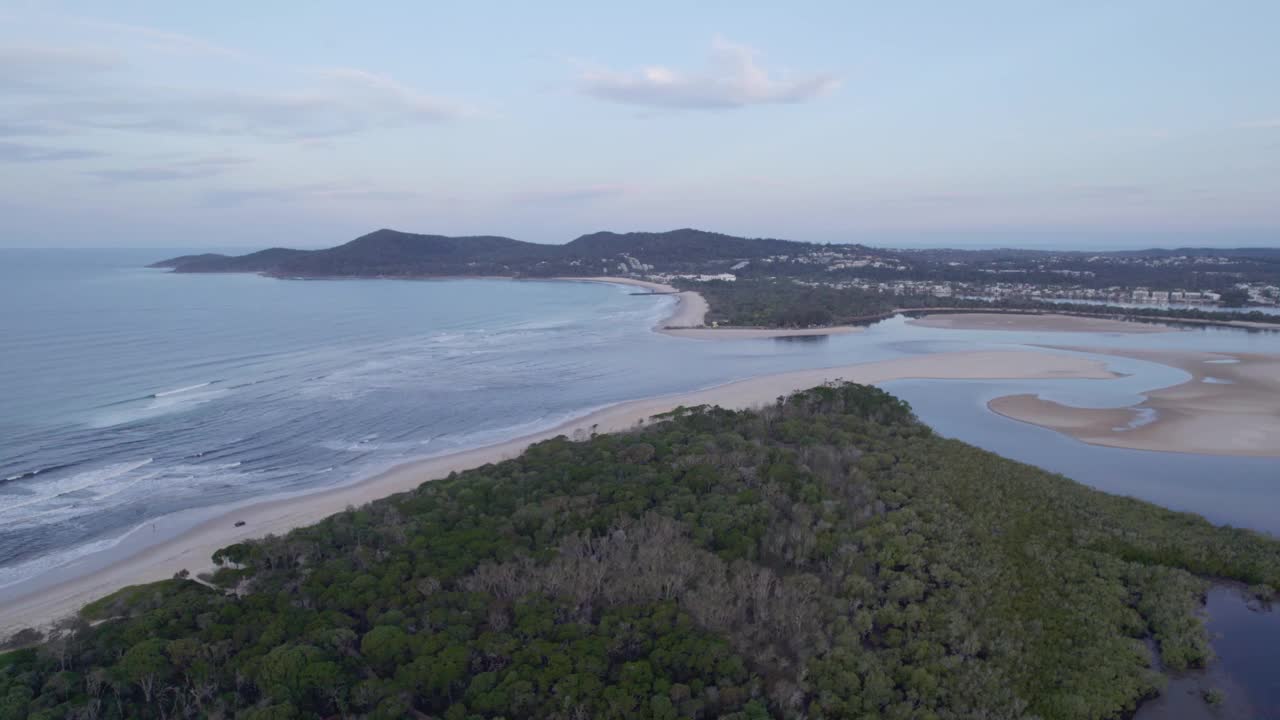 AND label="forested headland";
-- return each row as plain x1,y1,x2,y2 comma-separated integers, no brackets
3,384,1278,719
